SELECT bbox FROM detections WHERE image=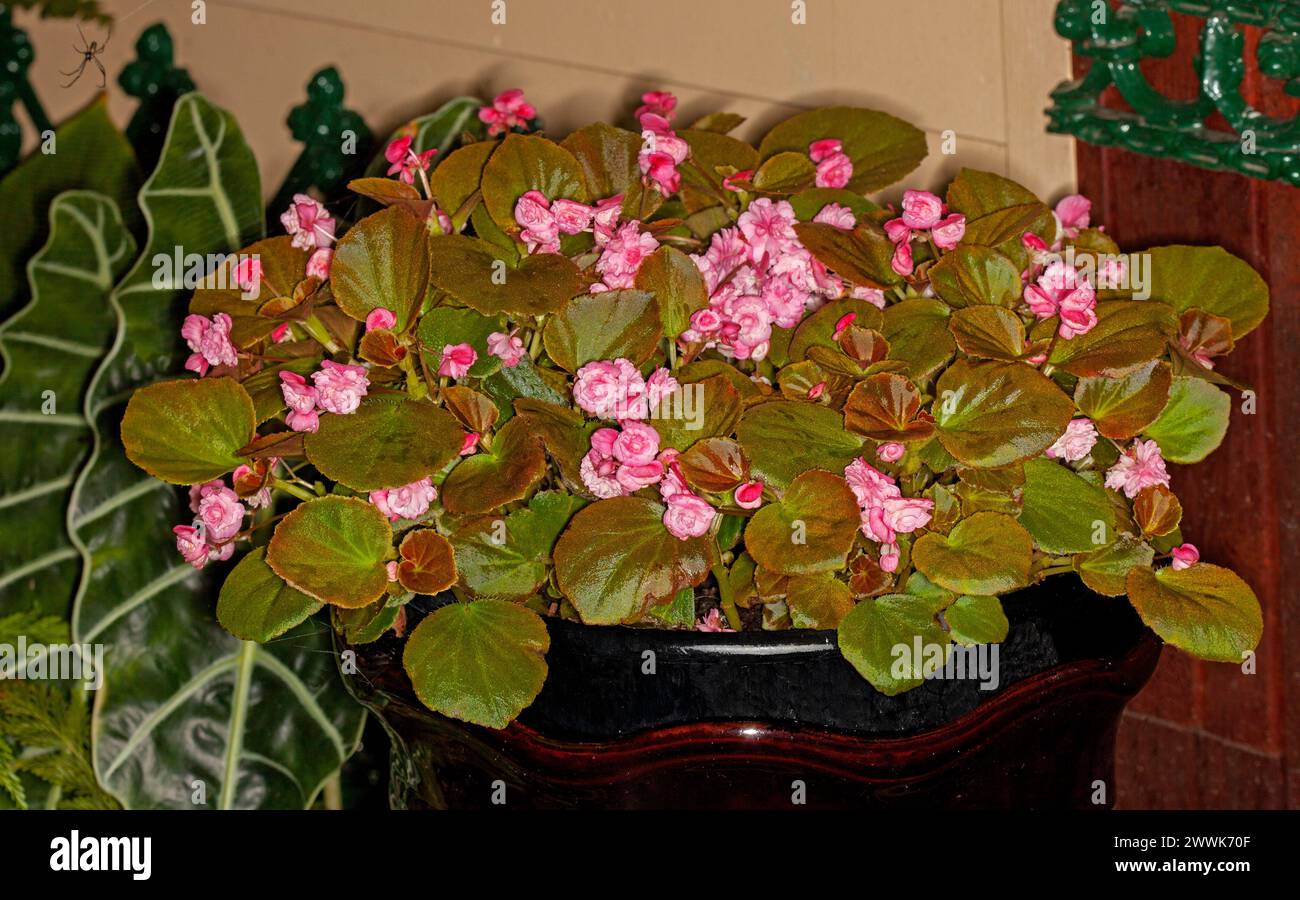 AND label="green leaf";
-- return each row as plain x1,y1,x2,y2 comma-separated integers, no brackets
1045,300,1178,377
1073,535,1154,596
1145,245,1268,338
837,593,949,696
945,595,1008,646
429,140,495,228
736,400,864,491
305,396,463,491
881,298,956,382
553,496,716,624
440,417,547,514
788,296,883,362
121,377,255,484
843,373,935,442
188,236,310,347
426,234,585,317
634,245,709,339
912,512,1033,595
1074,360,1172,440
217,548,322,642
543,289,662,371
481,133,590,234
679,129,759,207
1142,376,1231,463
1018,458,1116,554
758,106,927,193
397,529,458,595
792,222,902,289
266,496,393,608
933,360,1074,467
0,192,134,617
751,151,816,193
403,599,549,729
948,305,1031,361
452,491,585,600
945,169,1054,269
786,573,855,629
744,471,860,576
930,246,1022,308
1126,564,1262,661
0,98,140,321
364,96,483,179
561,122,652,218
330,206,430,328
654,374,741,452
415,306,502,378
